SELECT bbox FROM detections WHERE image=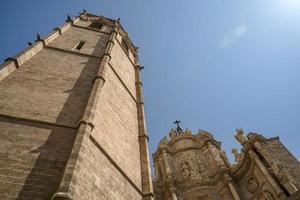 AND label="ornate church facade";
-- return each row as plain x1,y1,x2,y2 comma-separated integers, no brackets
152,126,300,200
0,11,299,200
